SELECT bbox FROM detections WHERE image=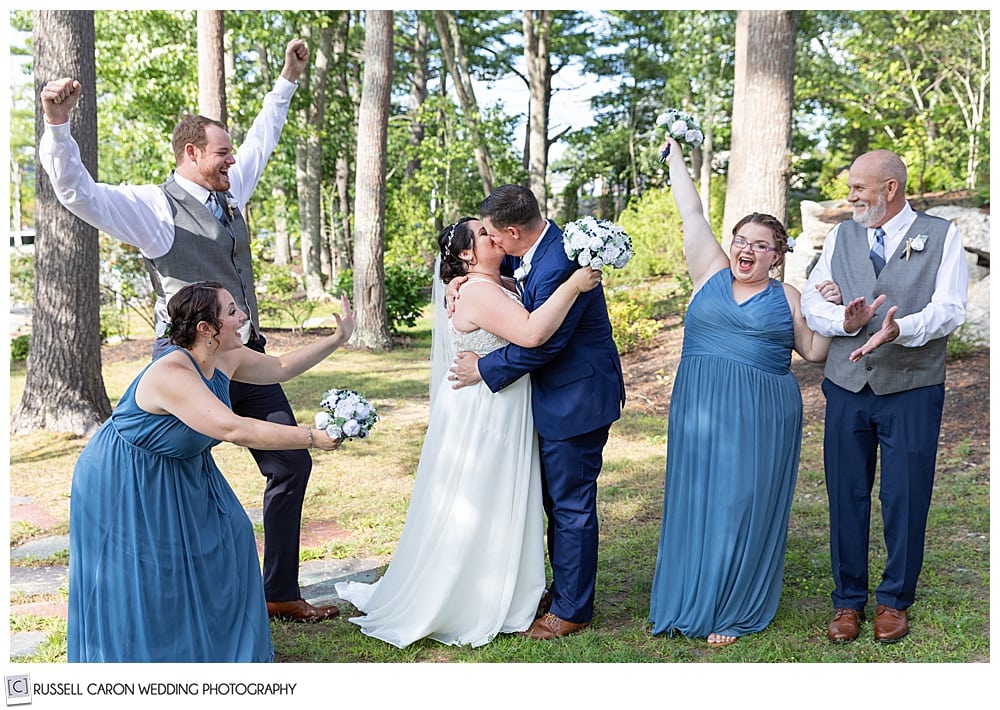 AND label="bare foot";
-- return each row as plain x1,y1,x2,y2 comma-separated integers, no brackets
707,632,738,647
